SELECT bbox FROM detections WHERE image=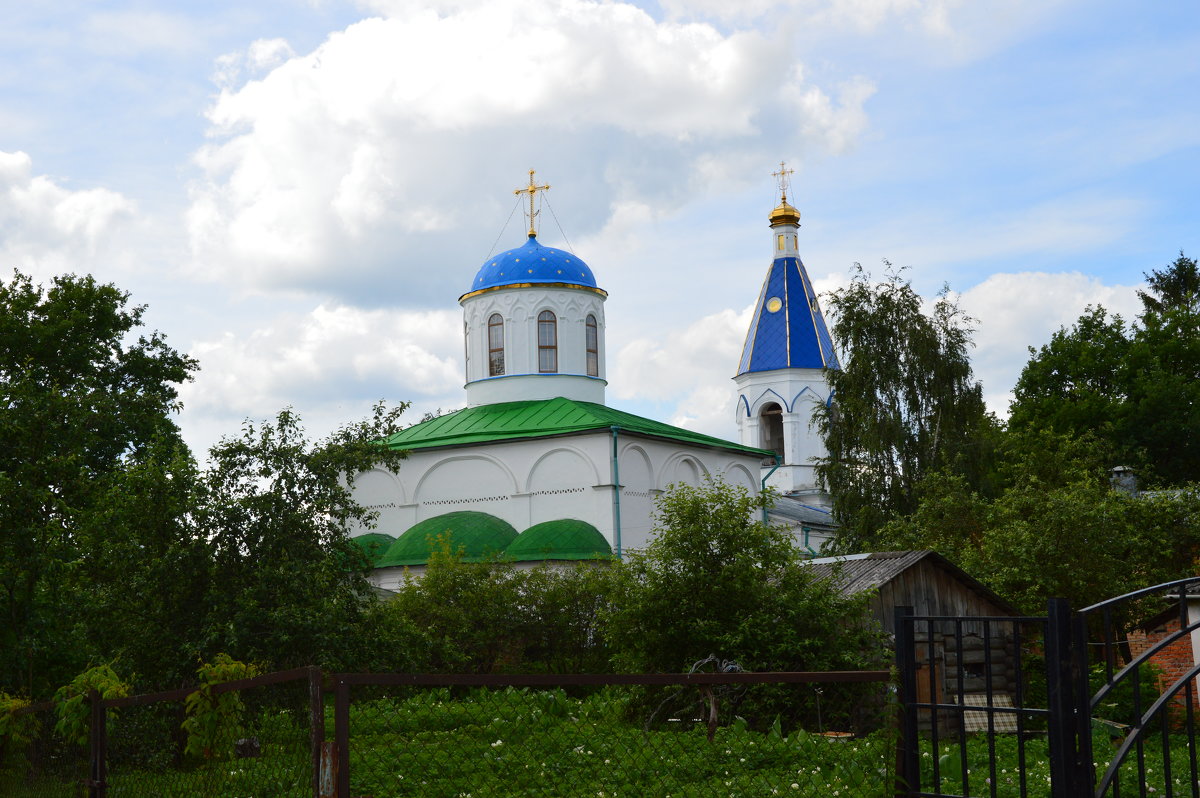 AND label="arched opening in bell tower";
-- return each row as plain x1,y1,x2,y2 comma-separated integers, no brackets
759,403,785,462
